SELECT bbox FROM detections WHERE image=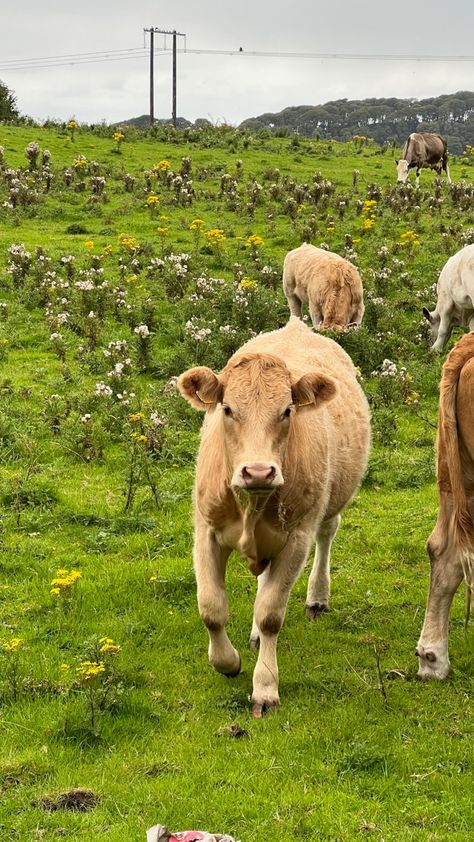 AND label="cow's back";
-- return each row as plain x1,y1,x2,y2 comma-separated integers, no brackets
438,244,474,307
